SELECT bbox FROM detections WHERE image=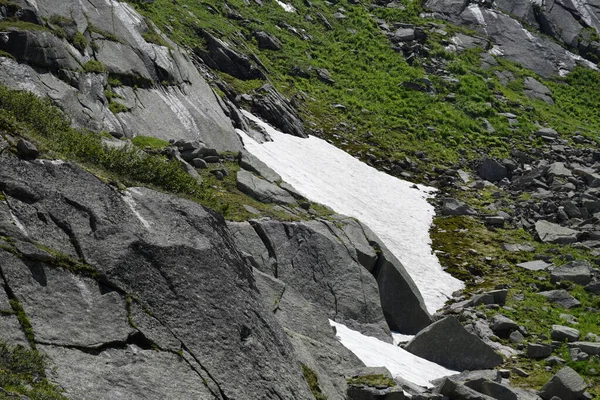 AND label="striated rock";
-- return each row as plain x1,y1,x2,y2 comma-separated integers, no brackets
251,84,306,138
405,317,503,371
238,149,282,183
